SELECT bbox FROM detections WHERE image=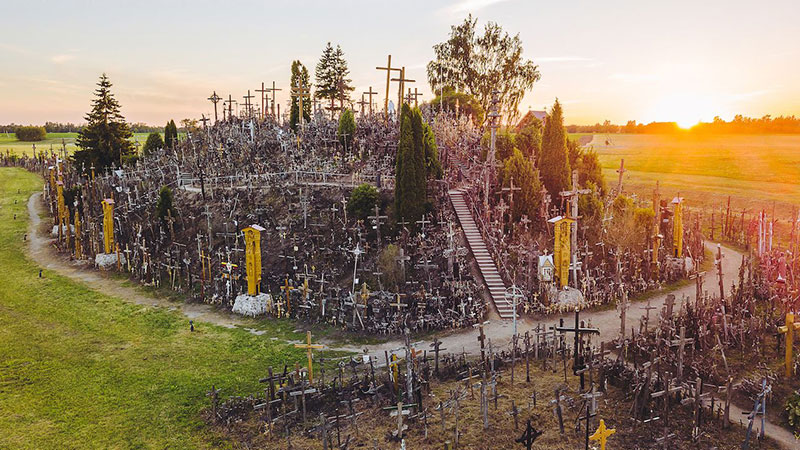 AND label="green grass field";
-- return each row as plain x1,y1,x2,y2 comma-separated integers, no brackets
0,168,327,449
590,133,800,214
0,132,153,157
